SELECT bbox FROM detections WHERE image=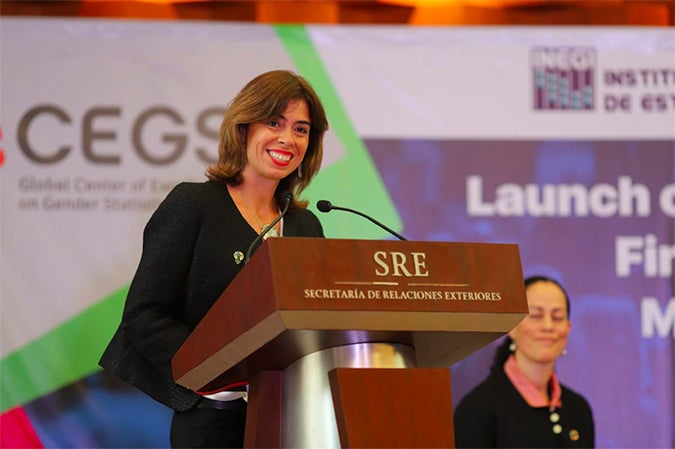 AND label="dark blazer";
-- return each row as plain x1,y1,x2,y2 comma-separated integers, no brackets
99,181,324,411
453,366,595,448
